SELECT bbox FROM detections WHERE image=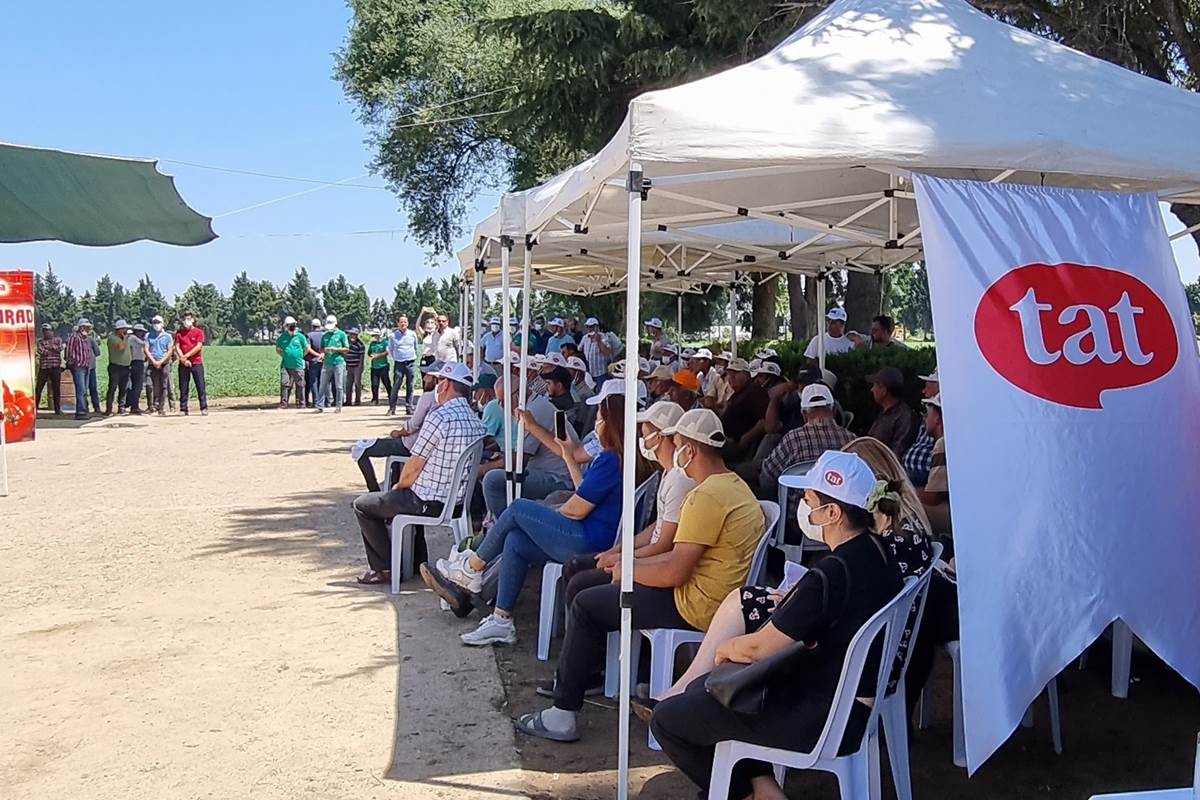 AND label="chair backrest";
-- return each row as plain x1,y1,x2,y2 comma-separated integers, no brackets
810,572,926,762
747,501,781,586
432,436,485,526
610,470,662,547
886,541,943,694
